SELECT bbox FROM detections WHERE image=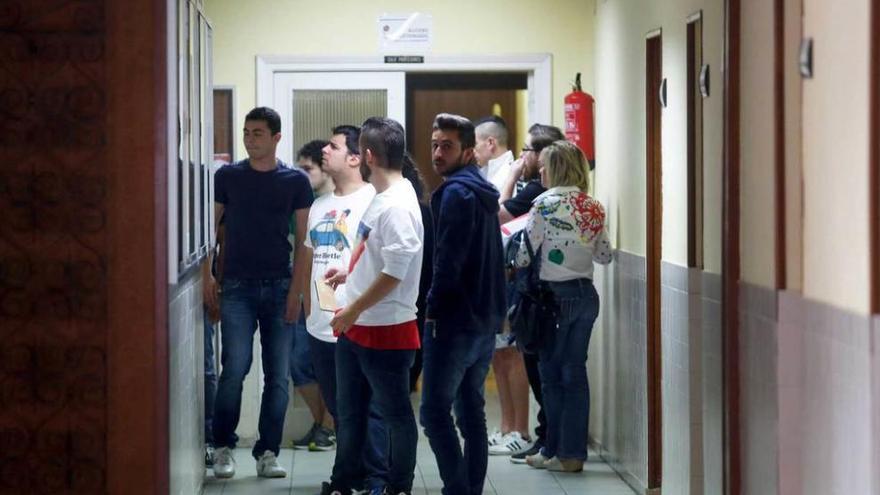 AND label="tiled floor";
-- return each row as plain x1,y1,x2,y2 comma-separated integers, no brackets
205,390,634,495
